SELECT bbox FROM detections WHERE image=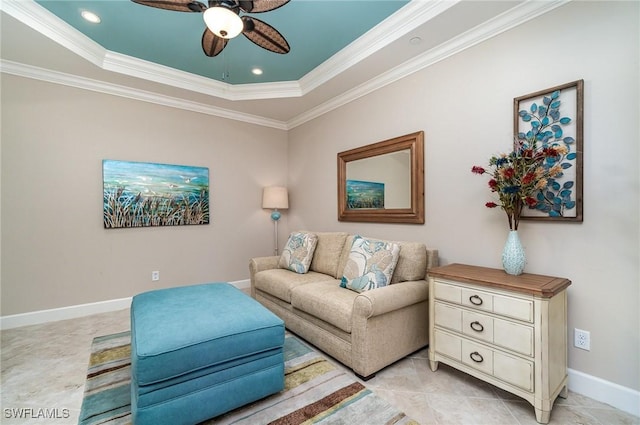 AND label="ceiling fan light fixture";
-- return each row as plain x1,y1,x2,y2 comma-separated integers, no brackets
203,6,243,39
